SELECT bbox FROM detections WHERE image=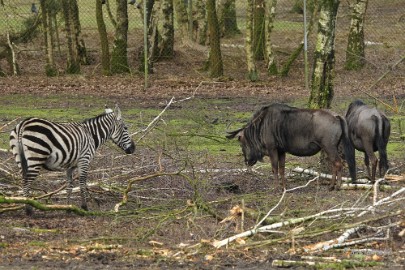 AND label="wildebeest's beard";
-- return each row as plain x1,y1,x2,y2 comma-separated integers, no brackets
242,125,264,166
